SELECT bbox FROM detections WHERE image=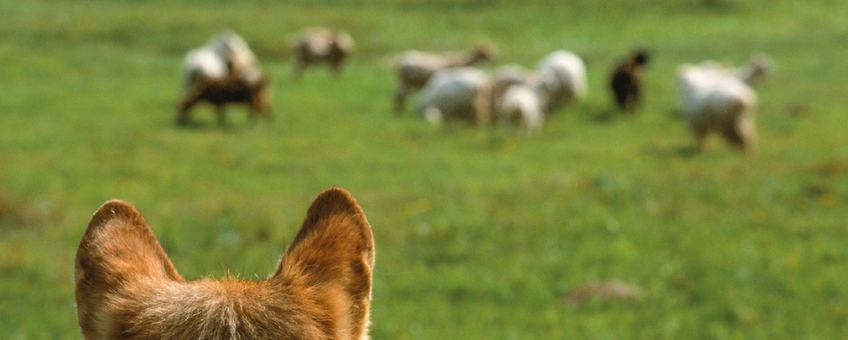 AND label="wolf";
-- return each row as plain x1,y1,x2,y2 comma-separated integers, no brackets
74,187,374,340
